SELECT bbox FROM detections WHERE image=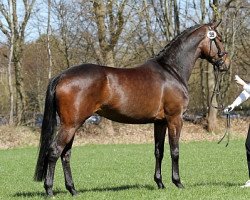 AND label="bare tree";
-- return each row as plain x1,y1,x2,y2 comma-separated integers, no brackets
0,0,249,129
91,0,128,66
47,0,53,79
7,0,14,125
221,0,250,105
0,0,36,124
173,0,180,35
206,0,242,132
142,0,155,56
91,0,129,134
150,0,174,41
206,0,220,132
